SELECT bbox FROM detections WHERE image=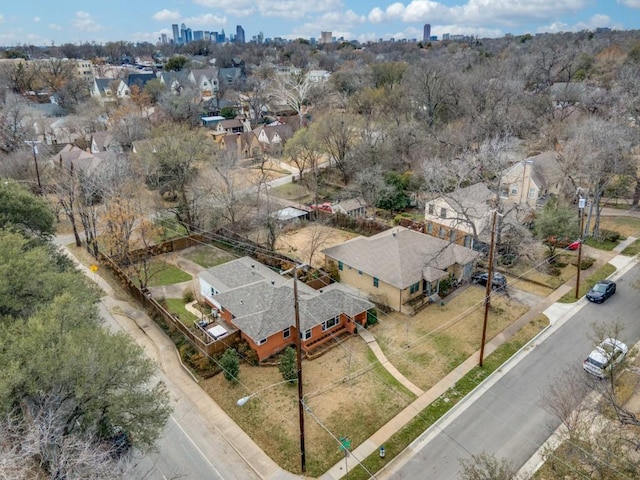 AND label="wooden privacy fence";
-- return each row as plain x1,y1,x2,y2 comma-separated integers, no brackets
99,252,239,357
